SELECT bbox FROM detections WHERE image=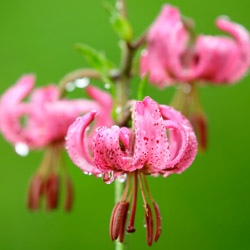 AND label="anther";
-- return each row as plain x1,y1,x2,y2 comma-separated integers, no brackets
153,201,161,242
27,174,43,210
145,203,154,247
110,201,130,241
45,174,59,210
